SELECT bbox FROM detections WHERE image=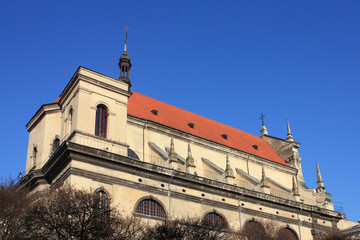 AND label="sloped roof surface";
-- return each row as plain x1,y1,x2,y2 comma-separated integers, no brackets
128,91,287,166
